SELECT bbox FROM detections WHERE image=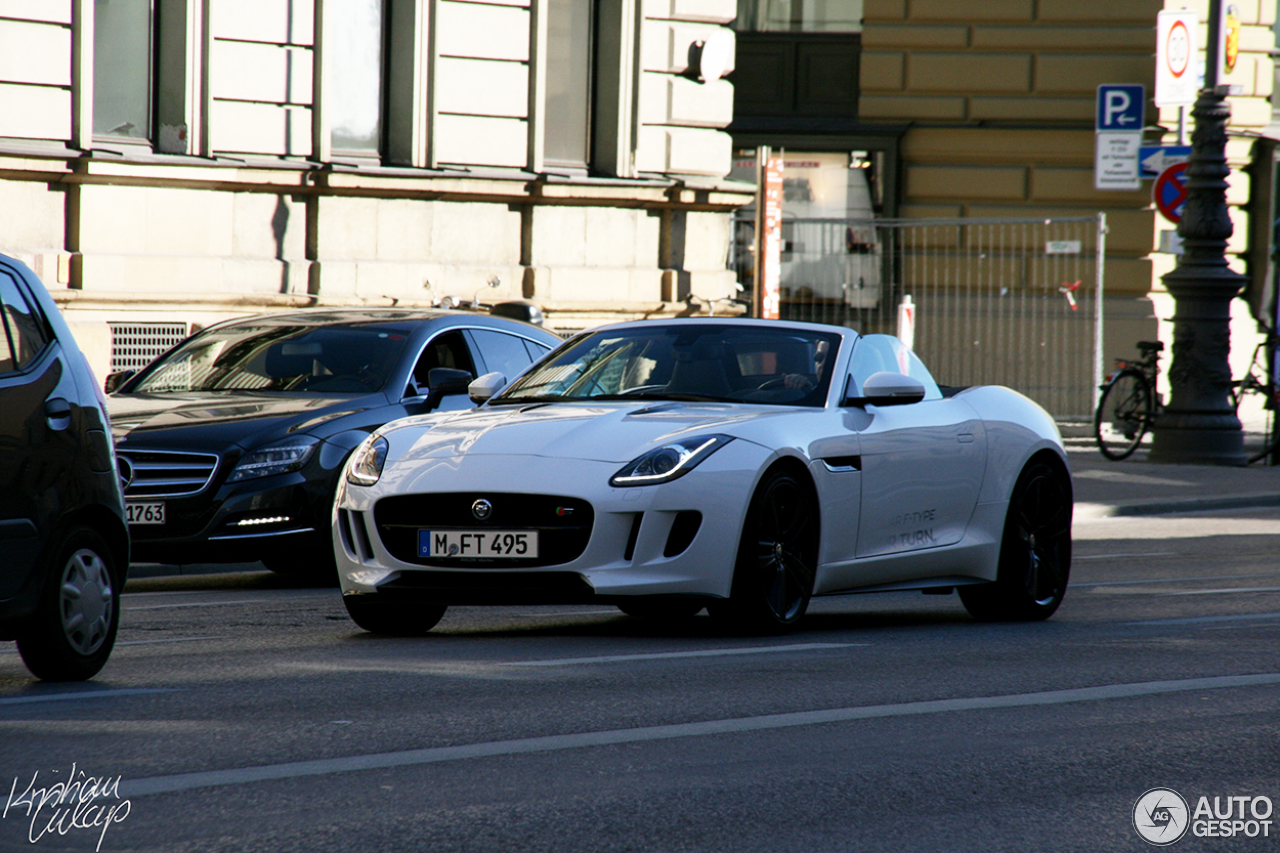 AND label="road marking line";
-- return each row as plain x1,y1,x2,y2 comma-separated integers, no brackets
2,636,224,654
1075,573,1276,587
125,599,277,610
1126,612,1280,626
117,672,1280,798
504,642,860,667
0,688,177,706
1164,587,1280,596
521,610,622,618
115,636,225,646
1074,553,1178,561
